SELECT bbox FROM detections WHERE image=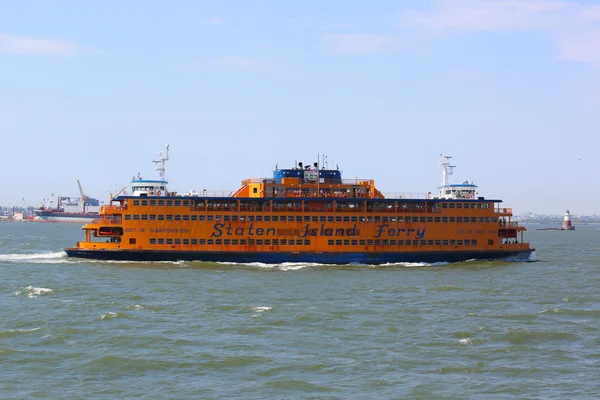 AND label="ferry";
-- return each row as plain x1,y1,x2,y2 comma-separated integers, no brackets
64,146,534,264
